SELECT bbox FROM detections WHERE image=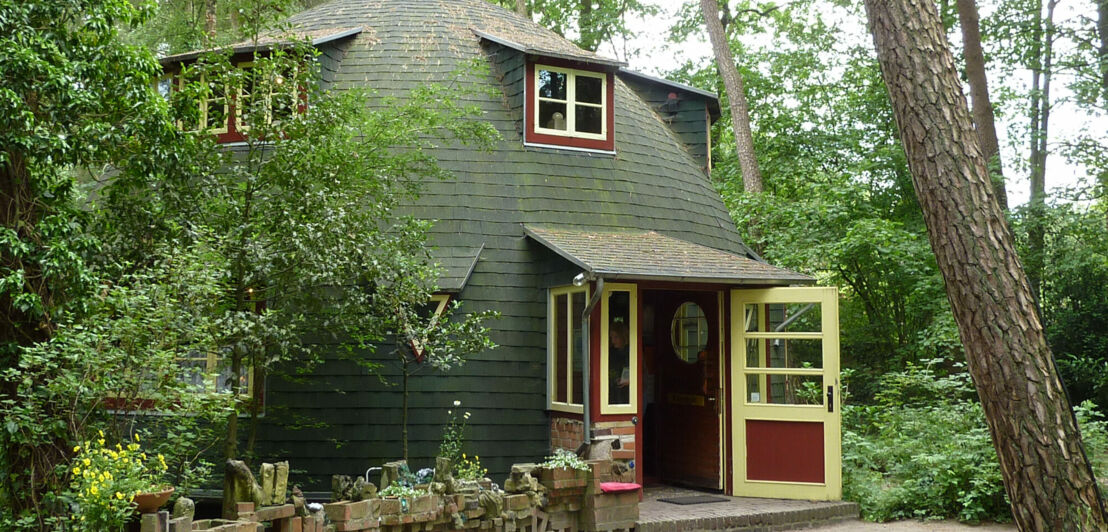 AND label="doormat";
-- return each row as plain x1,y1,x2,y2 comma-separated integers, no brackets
656,495,729,505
